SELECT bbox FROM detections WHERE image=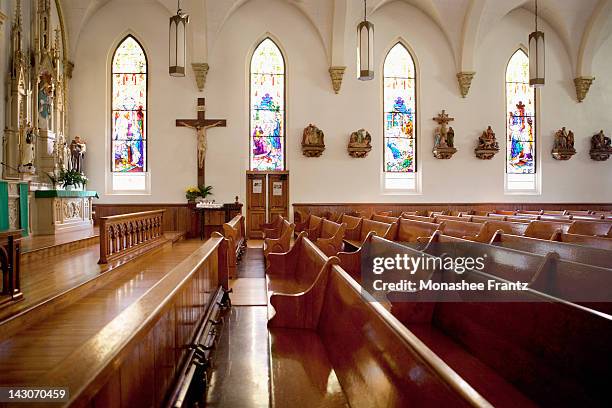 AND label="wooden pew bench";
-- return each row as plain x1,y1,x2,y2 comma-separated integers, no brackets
395,218,440,246
567,220,612,237
266,234,338,295
435,214,472,223
338,214,362,230
313,219,347,256
263,219,294,259
552,232,612,250
222,214,246,279
468,219,530,242
267,264,493,408
371,214,399,223
262,216,285,239
401,214,435,223
438,219,486,240
344,218,397,250
524,220,572,240
400,270,612,407
294,213,323,236
490,231,612,269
